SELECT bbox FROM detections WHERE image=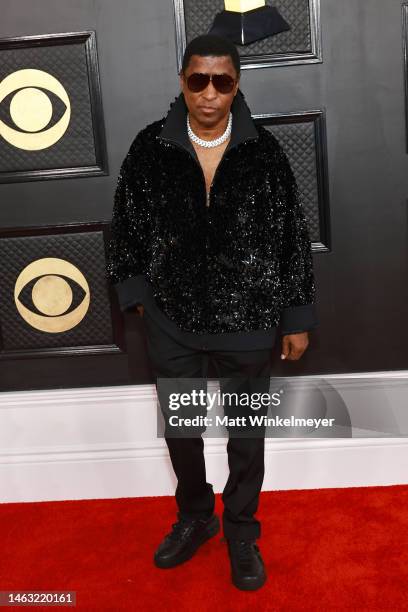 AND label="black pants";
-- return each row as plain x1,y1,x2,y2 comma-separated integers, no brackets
144,311,272,541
